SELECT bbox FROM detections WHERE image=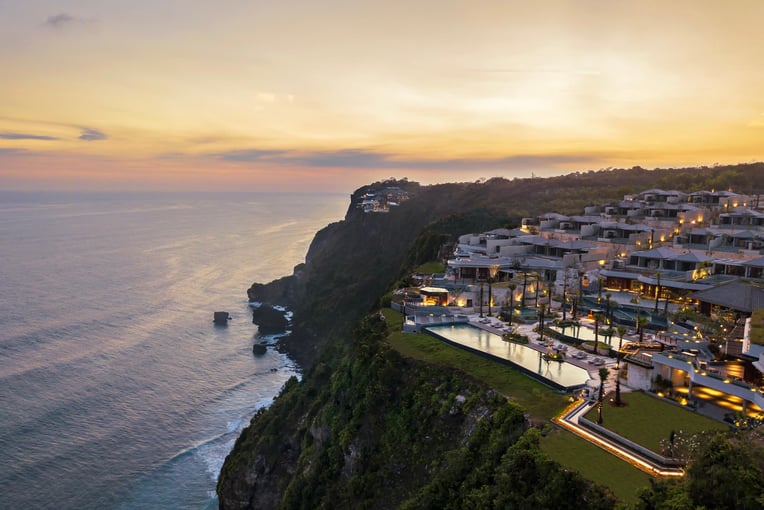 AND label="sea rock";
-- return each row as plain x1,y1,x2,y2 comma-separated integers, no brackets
251,304,288,334
213,311,230,324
